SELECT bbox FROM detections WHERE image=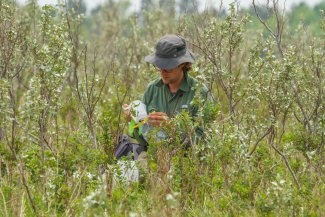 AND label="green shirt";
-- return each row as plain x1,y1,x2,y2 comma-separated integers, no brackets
133,74,213,146
142,74,209,118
